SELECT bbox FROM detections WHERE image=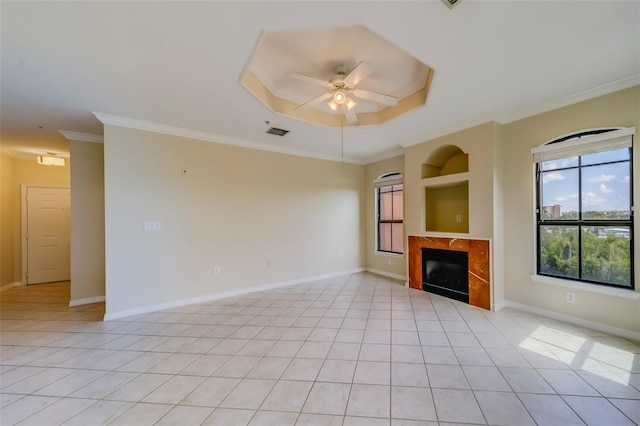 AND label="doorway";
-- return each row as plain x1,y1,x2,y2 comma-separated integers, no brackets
22,186,71,284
